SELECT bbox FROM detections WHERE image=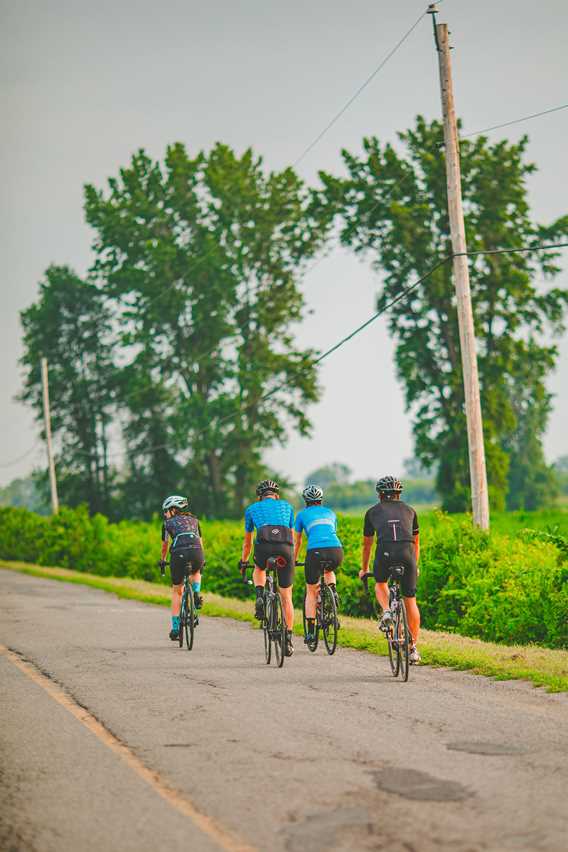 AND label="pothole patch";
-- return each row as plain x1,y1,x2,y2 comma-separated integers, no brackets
371,768,469,802
446,741,525,756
